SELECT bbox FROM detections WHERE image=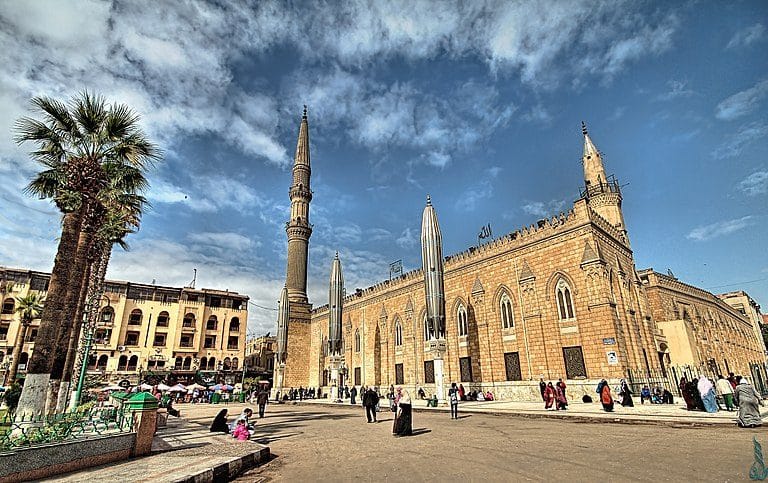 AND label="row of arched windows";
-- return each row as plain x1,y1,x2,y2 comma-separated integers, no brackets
99,307,240,332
